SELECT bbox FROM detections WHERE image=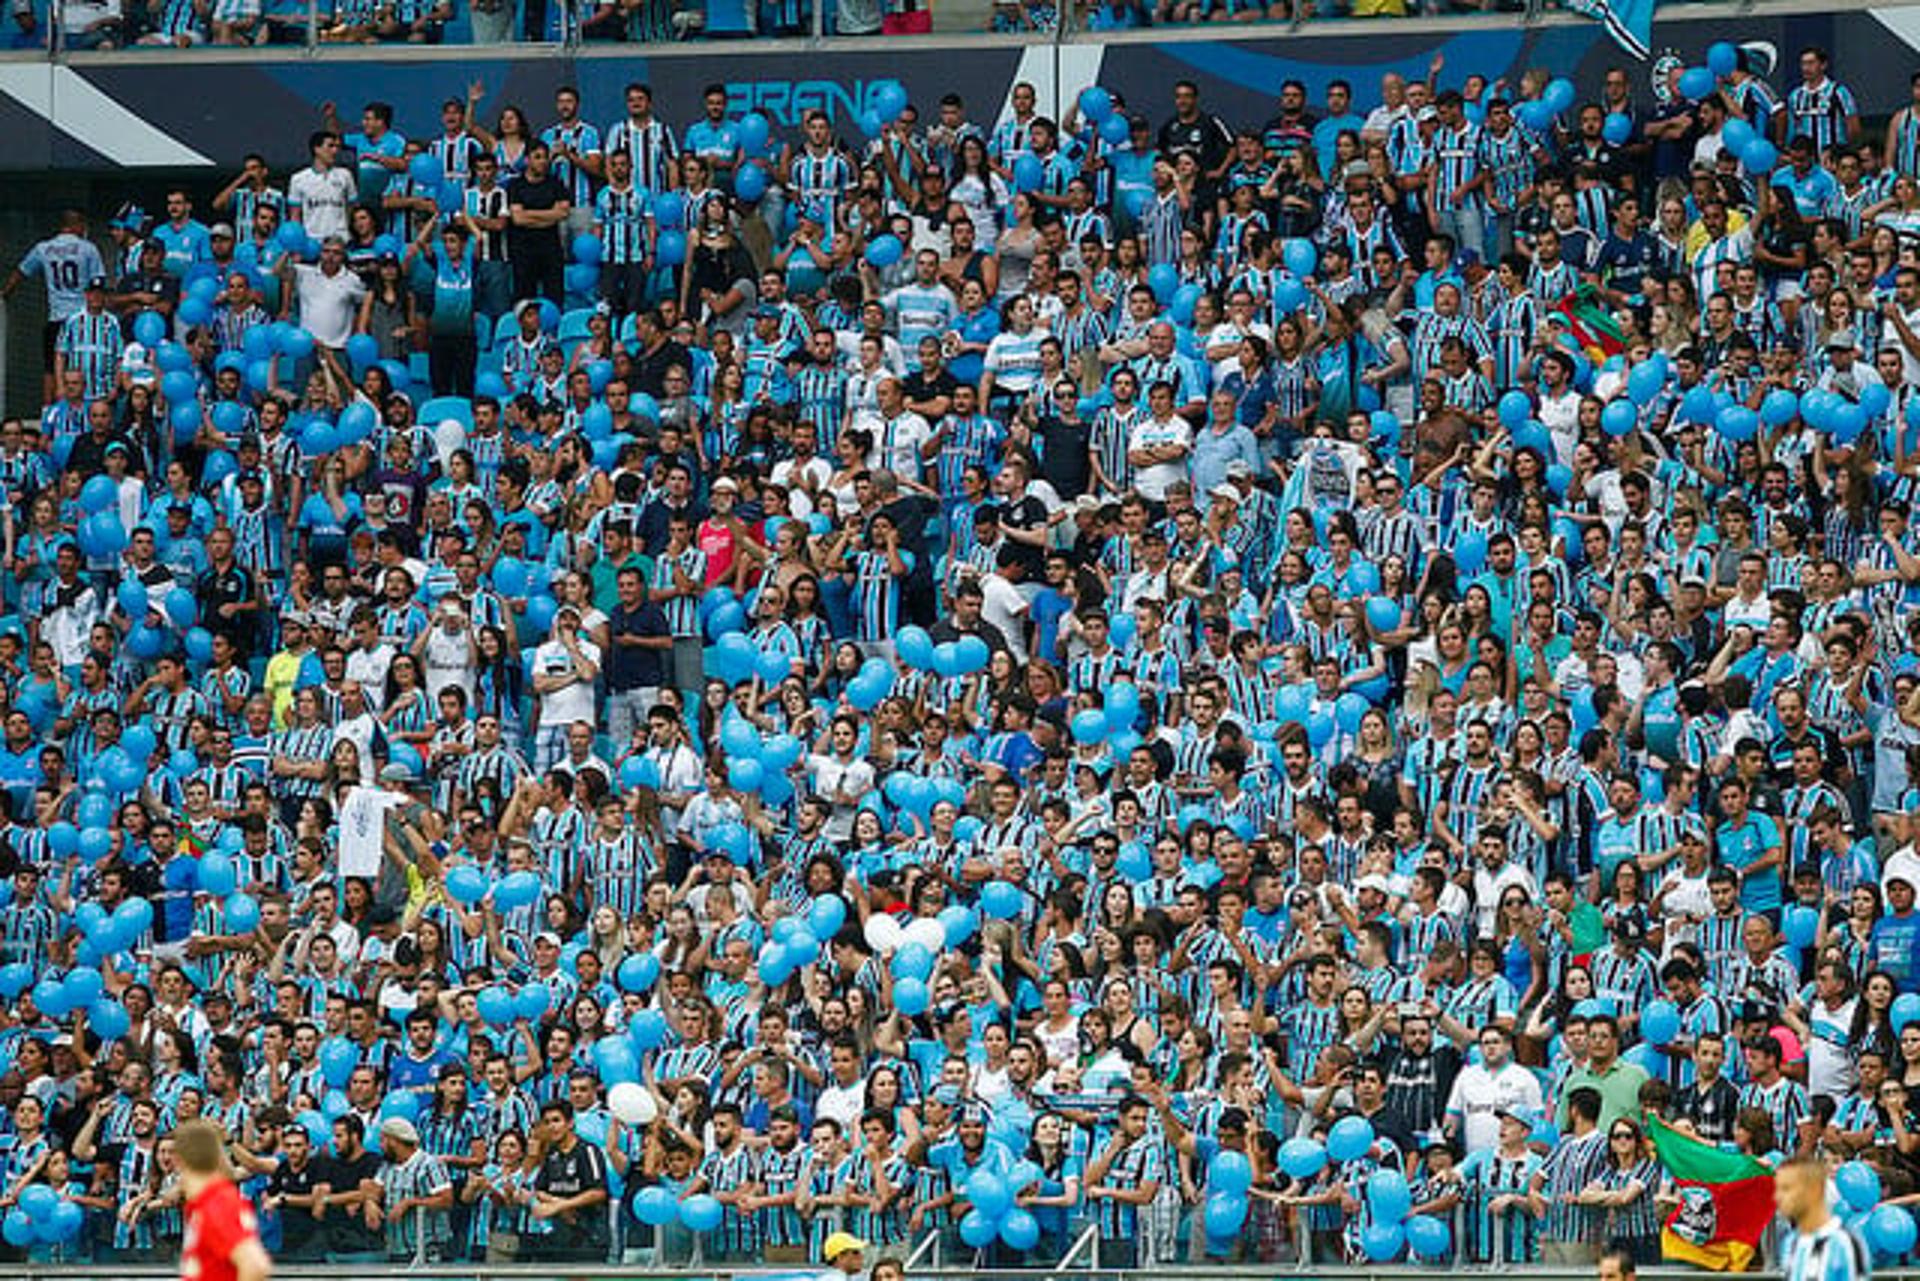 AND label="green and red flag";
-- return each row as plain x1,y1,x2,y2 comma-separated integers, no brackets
1648,1116,1774,1271
1551,283,1628,365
